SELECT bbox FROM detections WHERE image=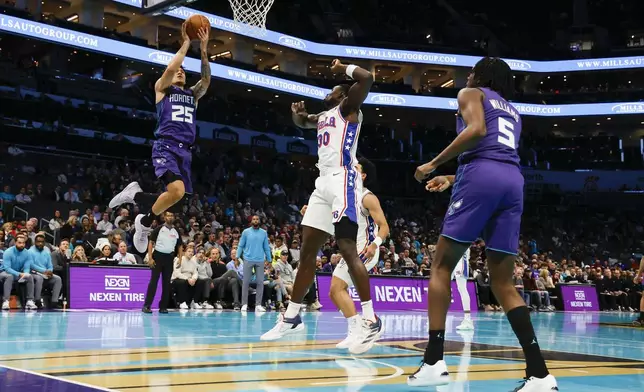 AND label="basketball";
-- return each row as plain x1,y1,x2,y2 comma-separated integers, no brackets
186,14,210,40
